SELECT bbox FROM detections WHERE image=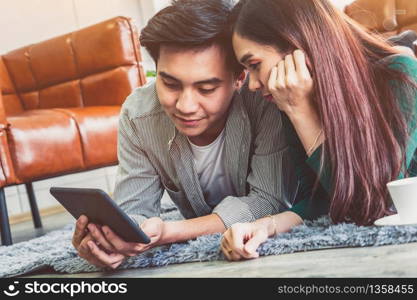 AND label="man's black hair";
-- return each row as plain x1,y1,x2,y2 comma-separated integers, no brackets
139,0,243,76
